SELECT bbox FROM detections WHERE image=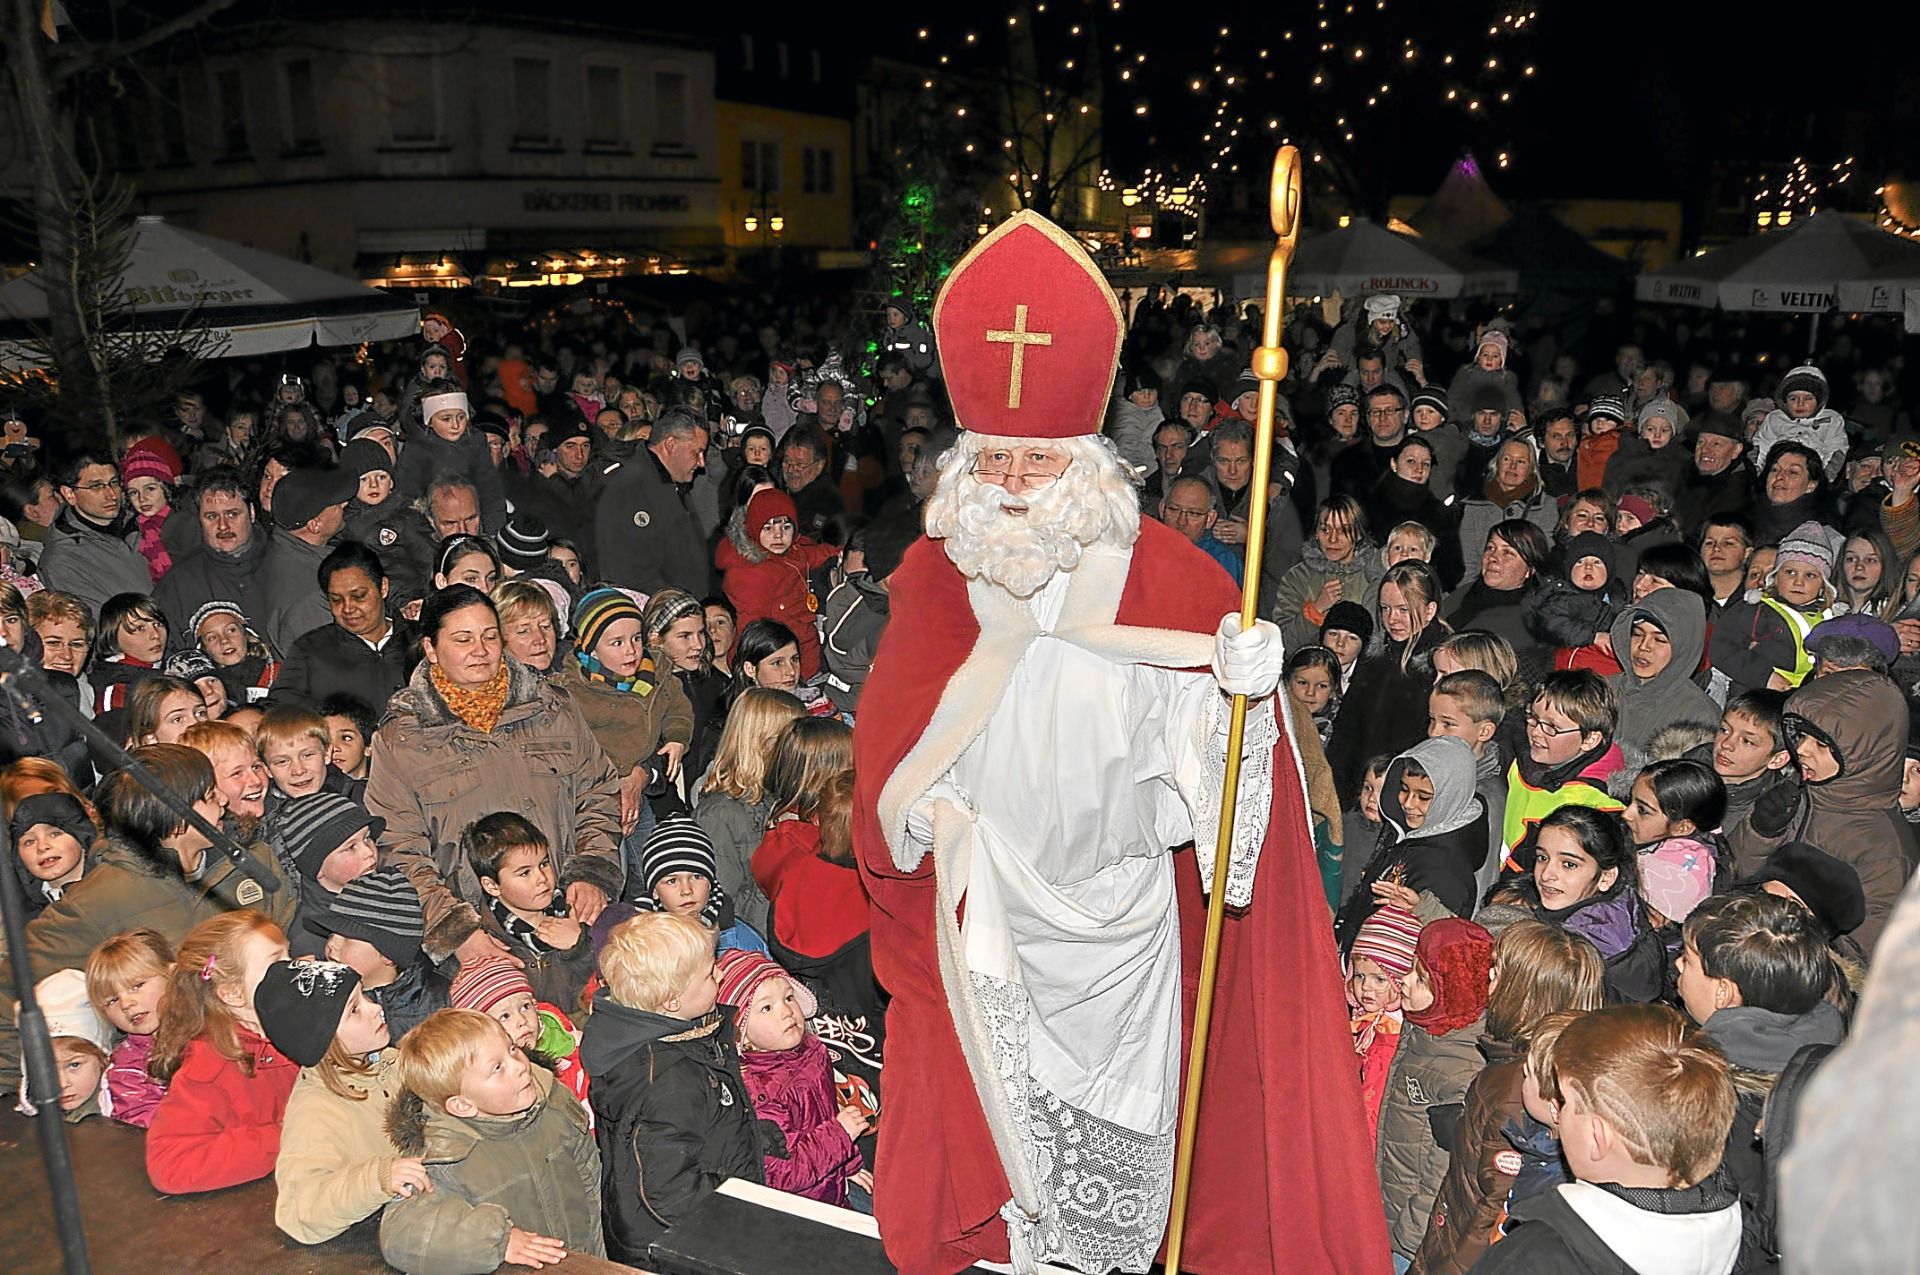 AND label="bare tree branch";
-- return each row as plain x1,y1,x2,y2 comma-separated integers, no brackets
50,0,244,81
